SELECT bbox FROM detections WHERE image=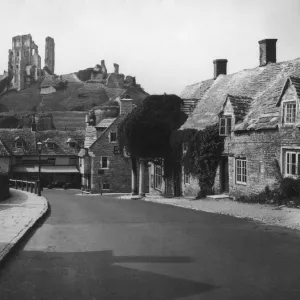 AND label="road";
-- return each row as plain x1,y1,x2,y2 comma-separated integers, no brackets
1,189,300,299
